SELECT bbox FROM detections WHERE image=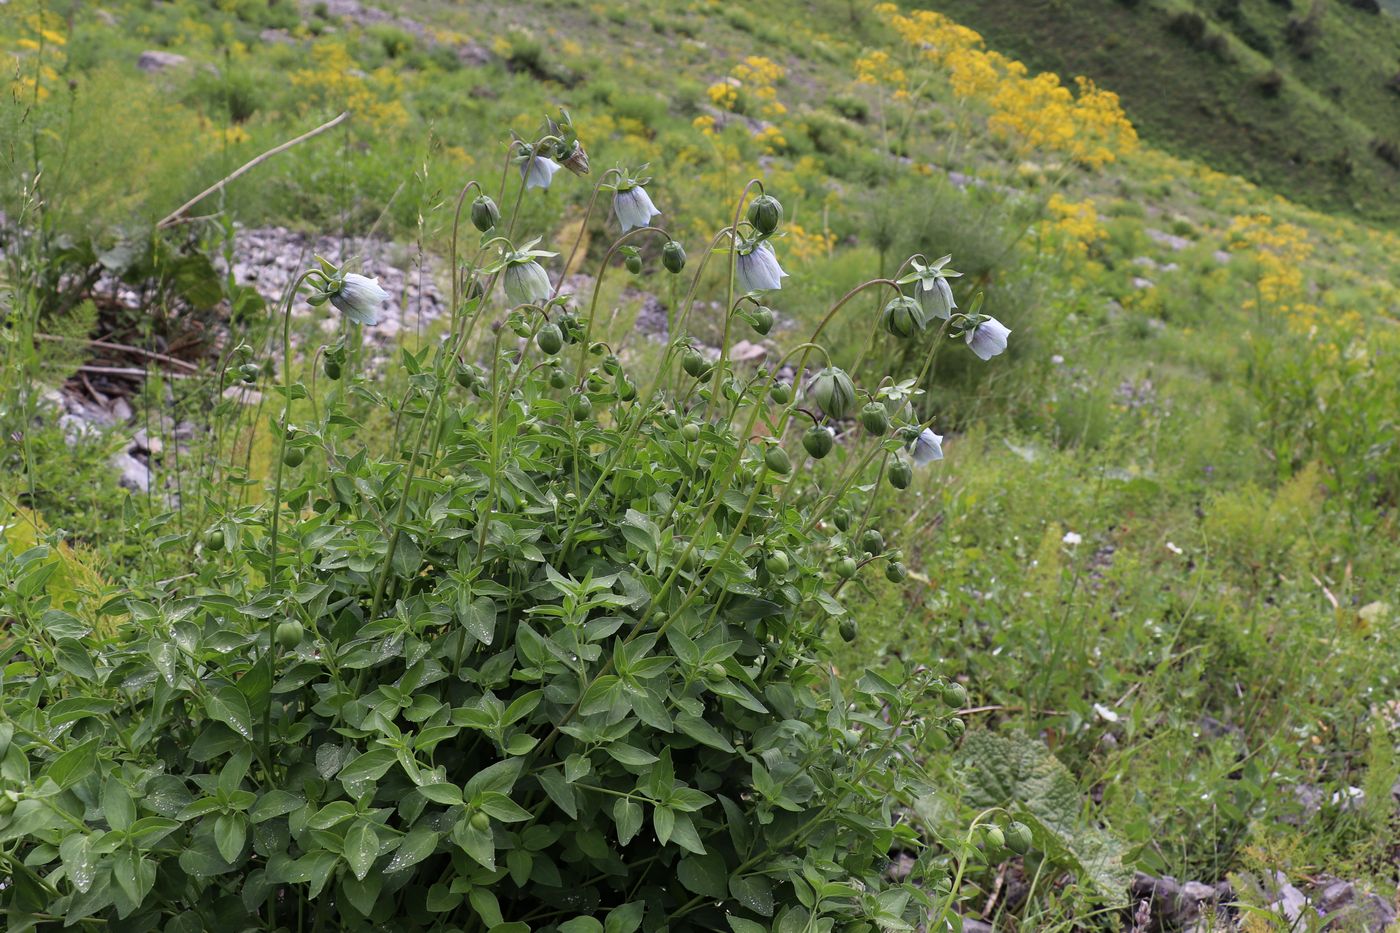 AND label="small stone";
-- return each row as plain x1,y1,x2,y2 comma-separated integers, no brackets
111,451,151,492
110,397,133,423
1318,880,1355,915
959,918,993,933
222,385,263,405
729,340,768,362
1182,881,1217,903
137,50,189,72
